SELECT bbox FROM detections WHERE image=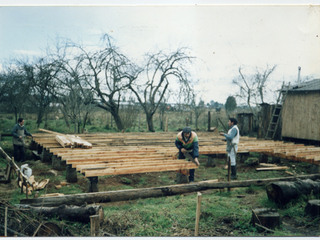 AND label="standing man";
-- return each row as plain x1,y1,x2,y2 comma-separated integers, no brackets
220,117,239,180
11,118,33,163
175,127,200,183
